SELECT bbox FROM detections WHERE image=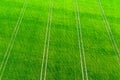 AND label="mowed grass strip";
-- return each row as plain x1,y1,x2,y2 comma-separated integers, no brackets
1,0,50,80
78,0,120,80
